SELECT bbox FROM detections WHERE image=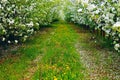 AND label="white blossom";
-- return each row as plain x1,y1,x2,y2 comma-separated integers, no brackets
8,40,11,44
87,4,96,11
77,9,82,13
113,22,120,28
114,44,120,50
15,40,18,44
24,35,28,38
26,21,34,27
1,0,8,3
94,10,100,14
105,30,110,34
2,37,5,41
118,34,120,37
2,29,6,33
8,19,15,24
0,4,2,8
